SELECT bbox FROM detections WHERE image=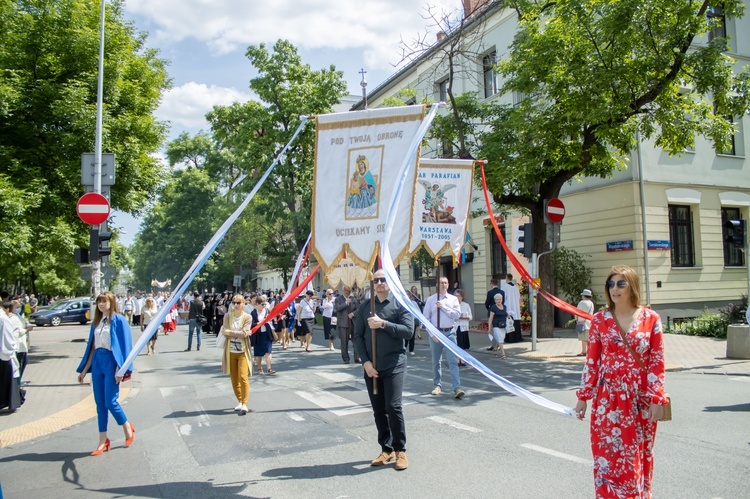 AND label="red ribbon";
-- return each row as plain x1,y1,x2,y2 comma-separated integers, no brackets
251,264,321,333
479,162,593,321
